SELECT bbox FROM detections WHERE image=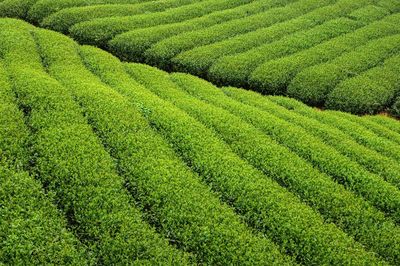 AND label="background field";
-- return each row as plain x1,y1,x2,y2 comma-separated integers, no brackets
1,18,400,265
1,0,400,115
